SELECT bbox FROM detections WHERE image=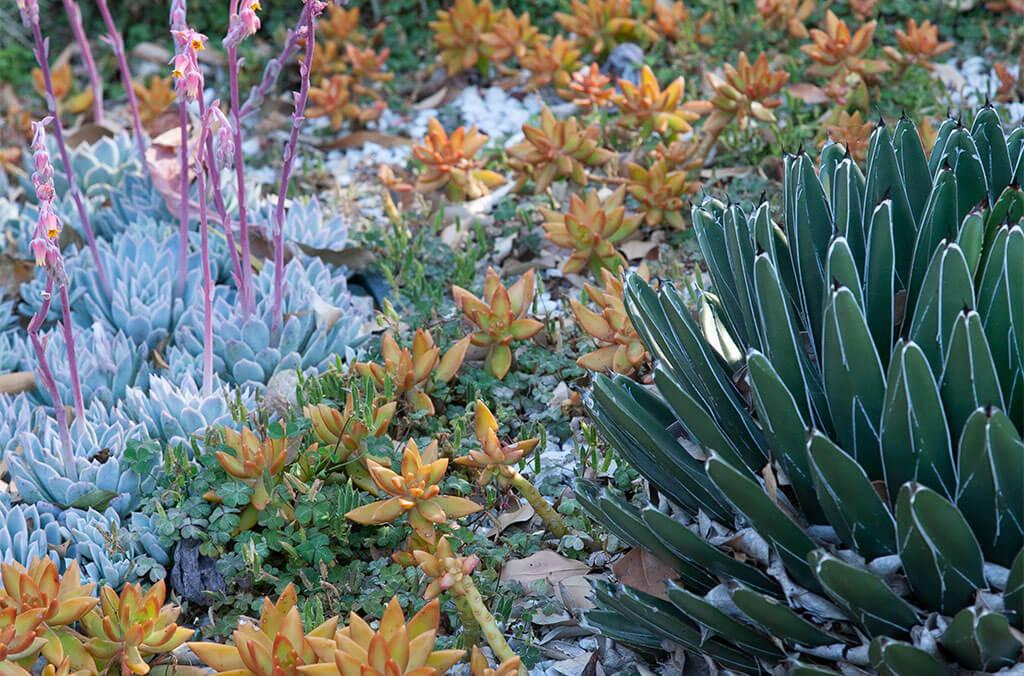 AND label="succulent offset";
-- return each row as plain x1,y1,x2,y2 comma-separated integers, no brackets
579,106,1024,673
